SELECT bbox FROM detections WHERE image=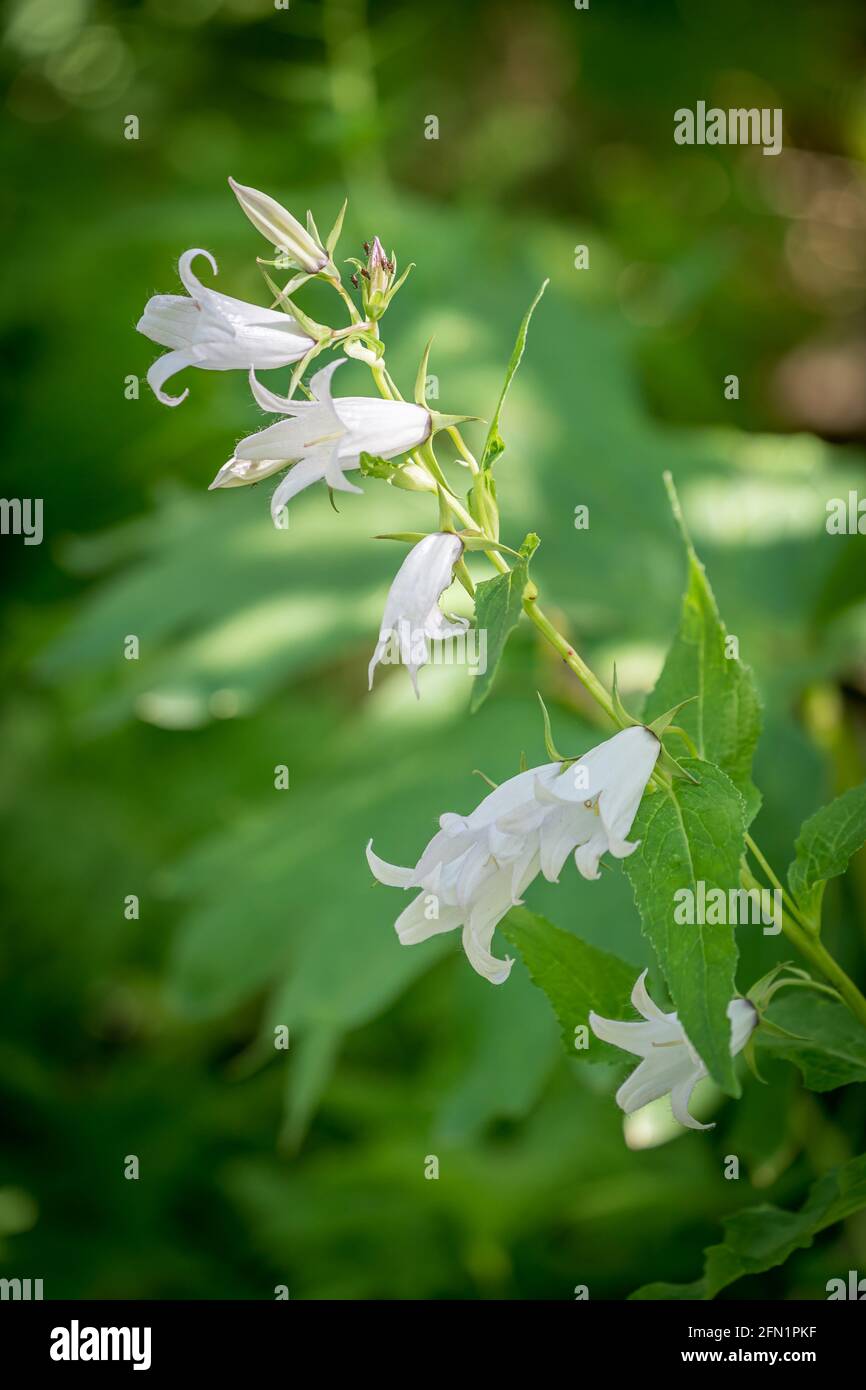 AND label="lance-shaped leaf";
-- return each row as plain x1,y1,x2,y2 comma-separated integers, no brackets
480,280,548,470
631,1151,866,1300
469,534,538,712
501,908,637,1061
644,473,762,822
788,780,866,925
624,758,747,1095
